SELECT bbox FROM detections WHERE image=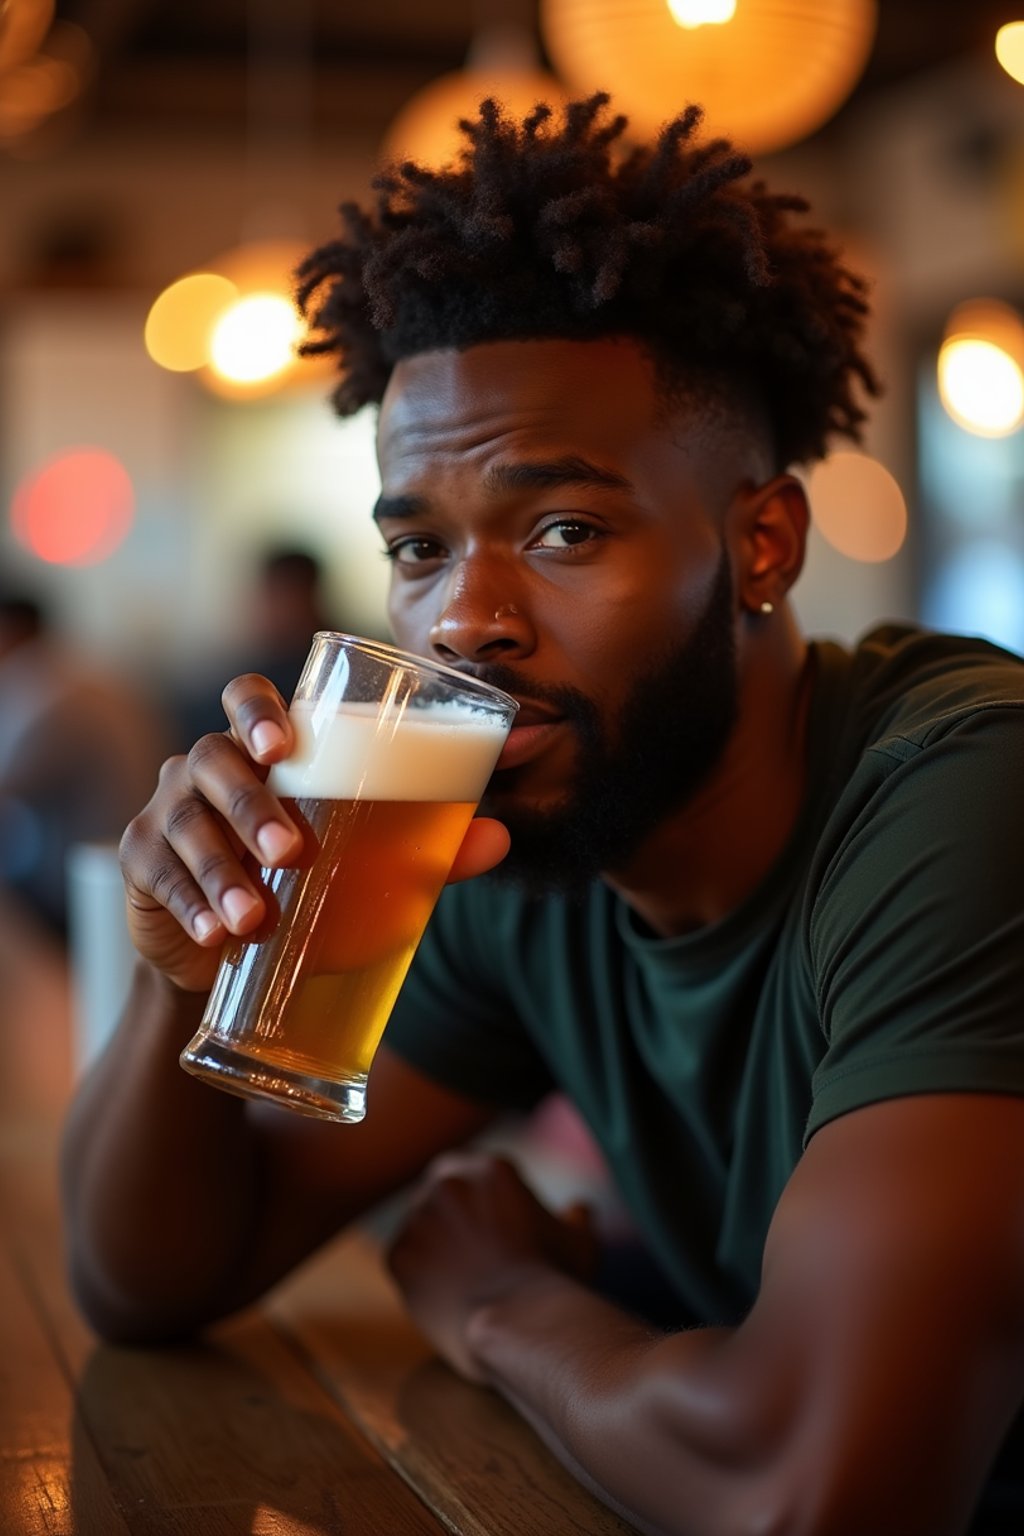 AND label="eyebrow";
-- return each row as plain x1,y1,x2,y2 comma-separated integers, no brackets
485,456,633,495
372,455,633,522
372,493,428,523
